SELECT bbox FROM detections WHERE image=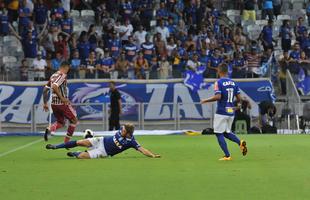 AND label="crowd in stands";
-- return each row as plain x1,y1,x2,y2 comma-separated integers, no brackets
0,0,309,96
